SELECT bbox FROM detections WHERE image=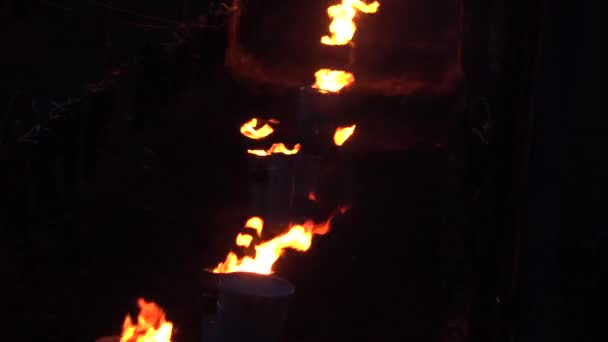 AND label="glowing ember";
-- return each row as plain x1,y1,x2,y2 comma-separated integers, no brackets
213,211,346,274
120,298,173,342
321,0,380,46
308,192,317,201
247,143,302,157
240,118,275,140
334,124,356,146
313,69,355,93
